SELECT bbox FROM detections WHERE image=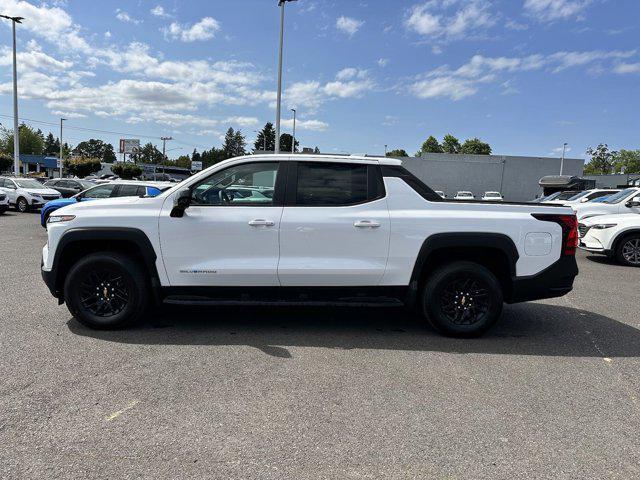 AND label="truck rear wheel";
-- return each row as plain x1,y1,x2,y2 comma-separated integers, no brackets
64,252,150,330
422,261,503,337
